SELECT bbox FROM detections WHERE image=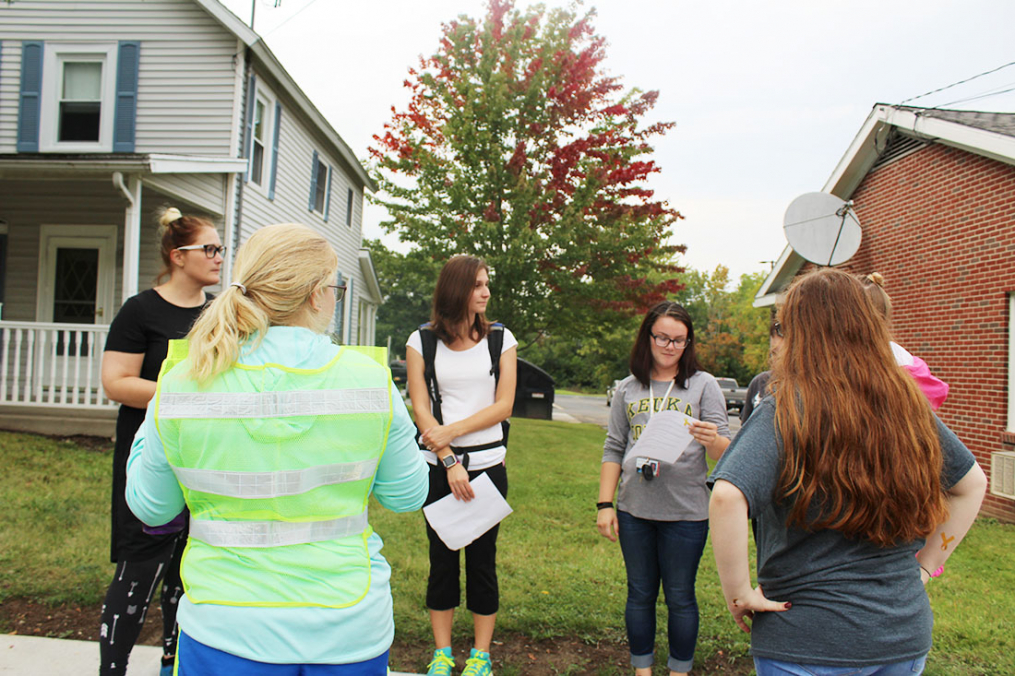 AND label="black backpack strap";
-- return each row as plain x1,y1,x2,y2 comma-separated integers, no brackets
419,324,443,425
486,323,510,451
